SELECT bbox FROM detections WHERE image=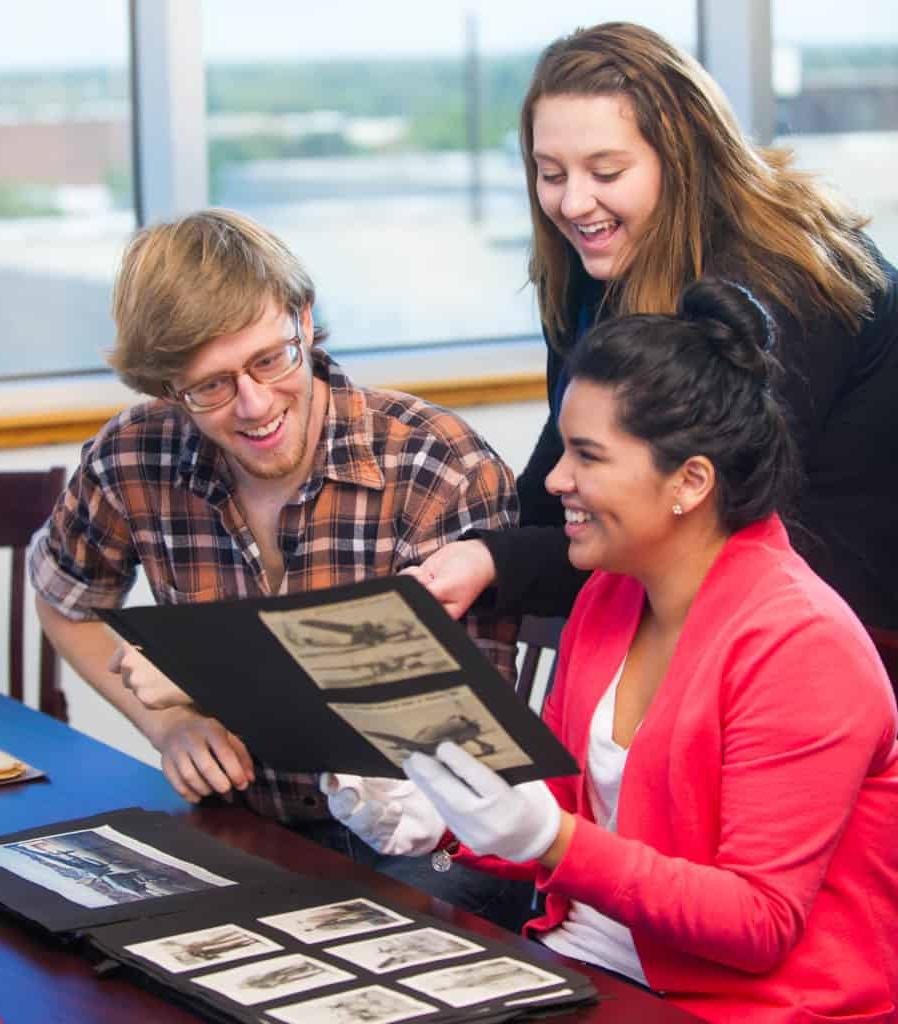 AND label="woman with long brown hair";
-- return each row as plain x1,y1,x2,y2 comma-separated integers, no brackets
410,21,898,629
